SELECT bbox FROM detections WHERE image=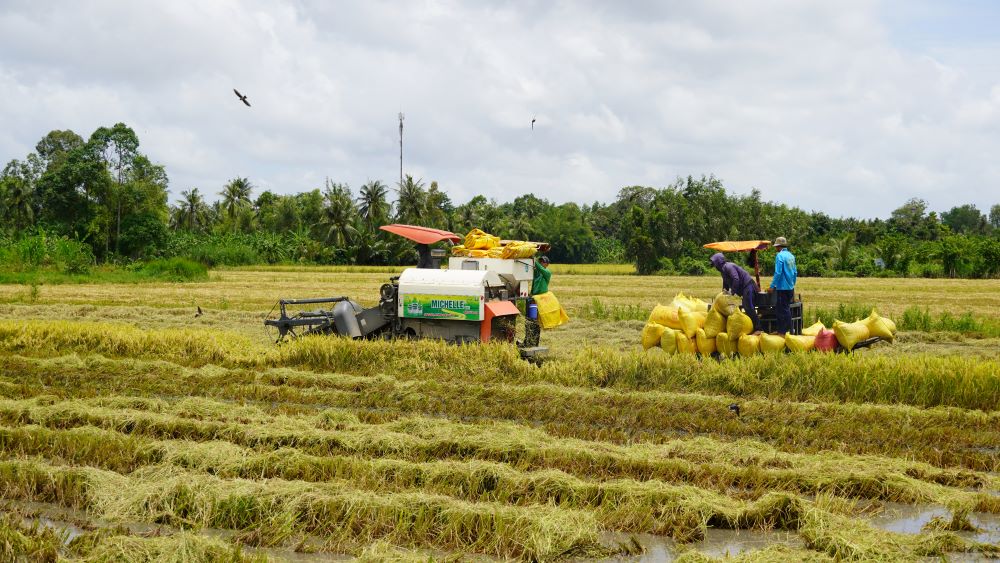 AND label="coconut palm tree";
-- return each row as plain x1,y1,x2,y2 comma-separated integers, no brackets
357,180,390,232
394,175,426,225
176,188,207,232
0,177,34,230
319,180,357,248
816,233,855,271
220,177,253,230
